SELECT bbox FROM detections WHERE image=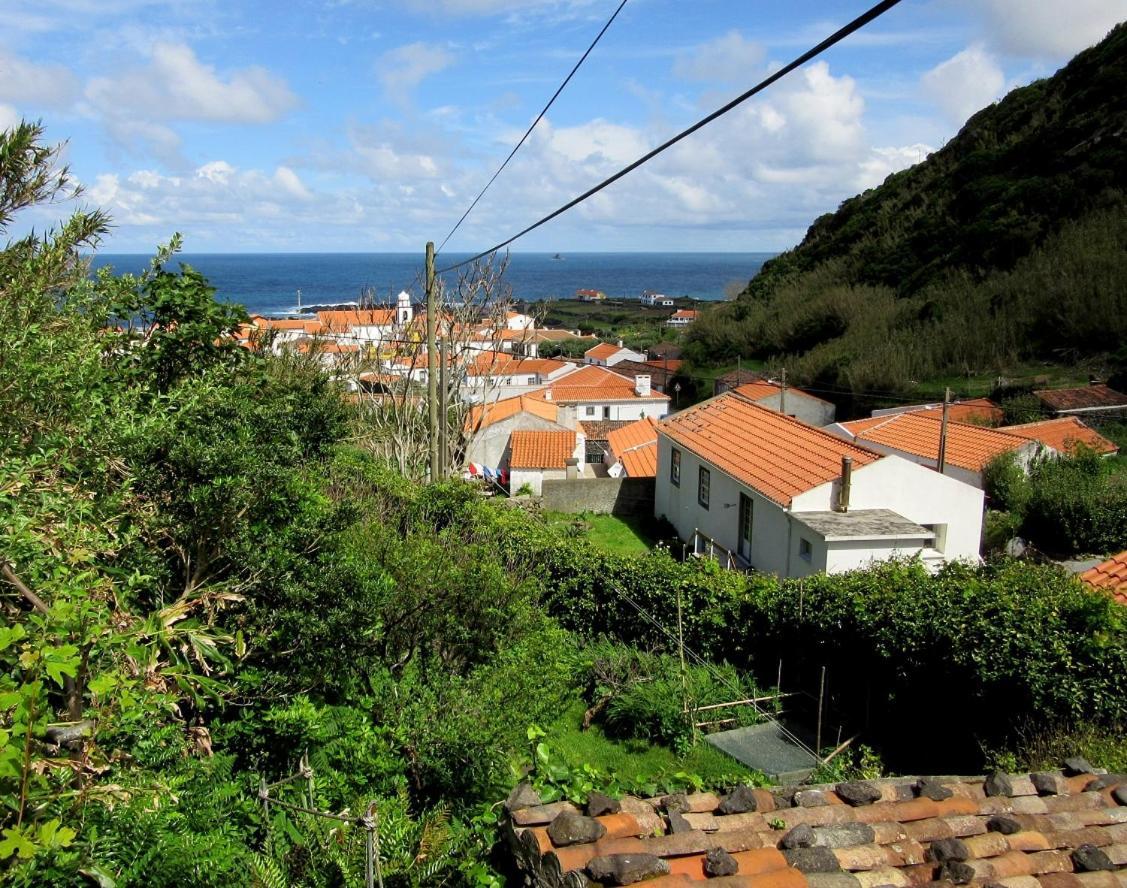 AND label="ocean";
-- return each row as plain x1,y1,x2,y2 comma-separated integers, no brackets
89,252,773,316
